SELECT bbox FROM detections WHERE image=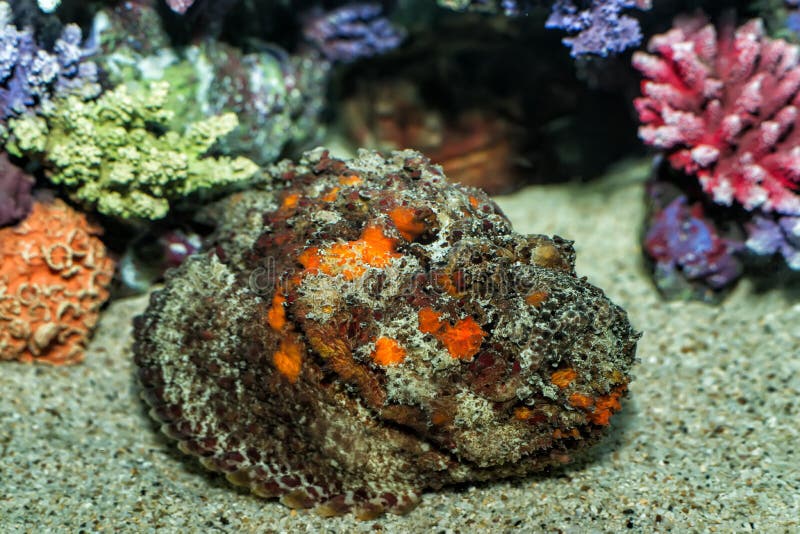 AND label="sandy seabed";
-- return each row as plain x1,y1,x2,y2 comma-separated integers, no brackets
2,161,798,533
